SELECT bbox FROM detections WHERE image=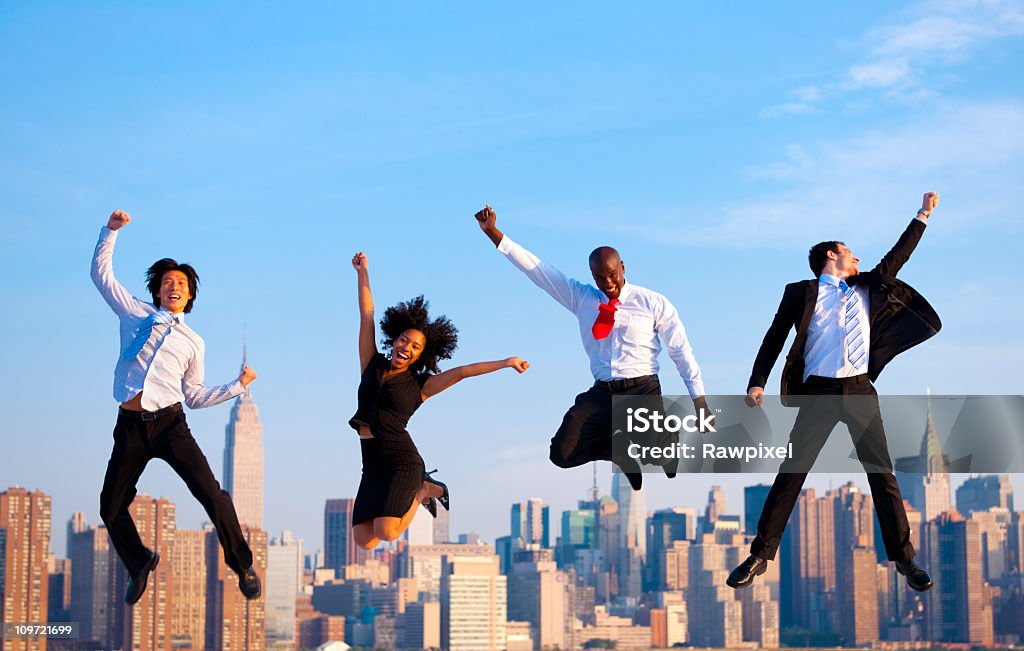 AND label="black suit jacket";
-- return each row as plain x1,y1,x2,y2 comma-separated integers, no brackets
747,219,942,407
